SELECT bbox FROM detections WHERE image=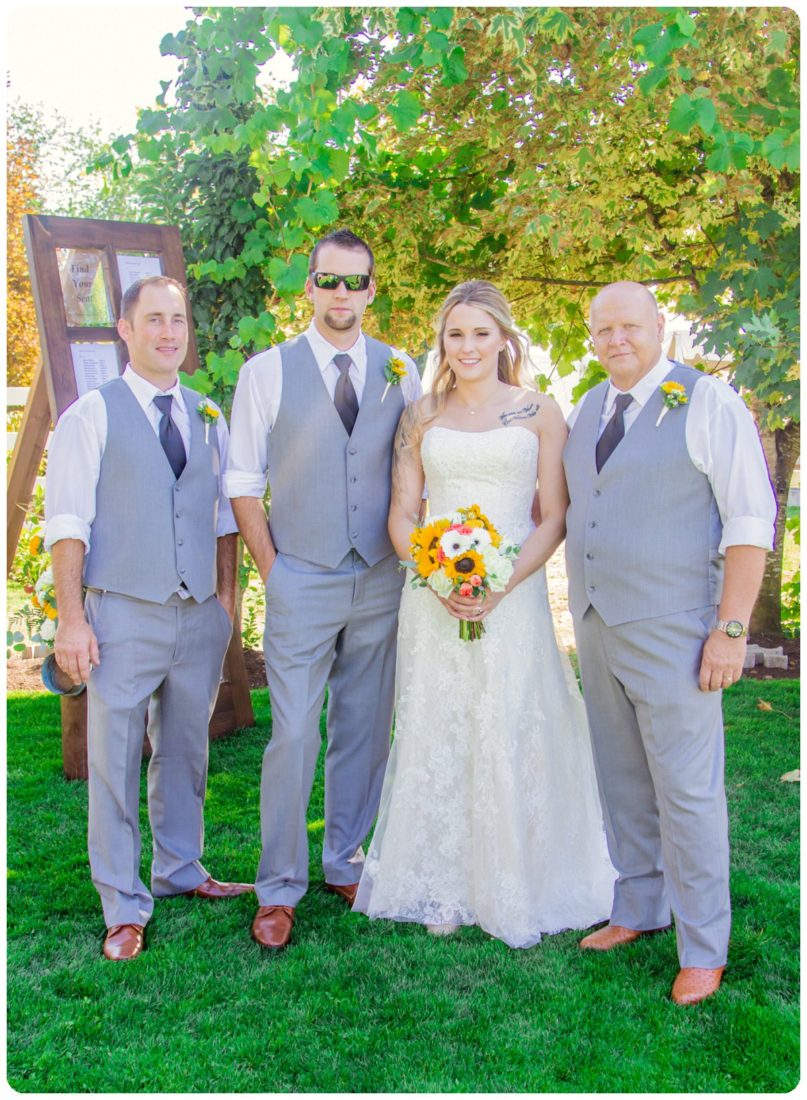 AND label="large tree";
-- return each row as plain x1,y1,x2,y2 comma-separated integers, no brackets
113,5,798,628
